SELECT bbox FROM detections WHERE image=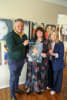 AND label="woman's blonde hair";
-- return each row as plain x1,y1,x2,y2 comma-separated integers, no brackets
50,31,59,43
